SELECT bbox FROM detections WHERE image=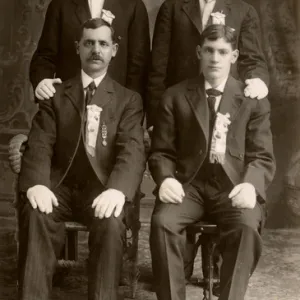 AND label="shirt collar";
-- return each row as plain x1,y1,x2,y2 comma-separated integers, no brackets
81,70,106,89
205,77,228,94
